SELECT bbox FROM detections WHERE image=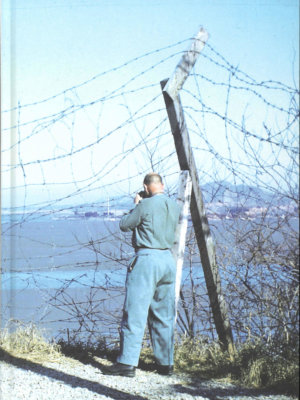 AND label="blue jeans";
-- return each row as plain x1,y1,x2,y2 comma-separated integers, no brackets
117,248,176,367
